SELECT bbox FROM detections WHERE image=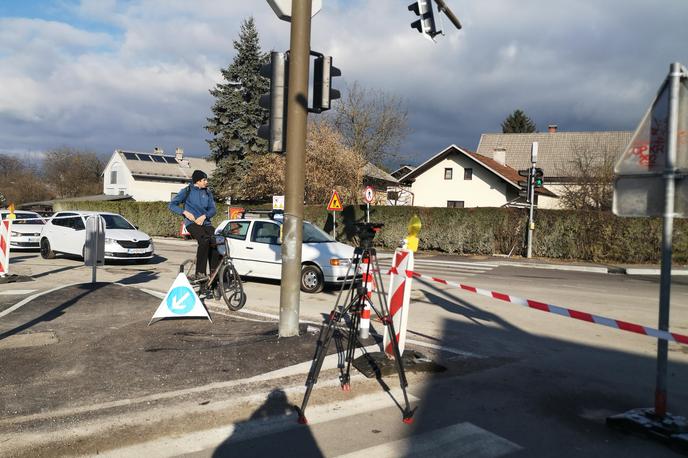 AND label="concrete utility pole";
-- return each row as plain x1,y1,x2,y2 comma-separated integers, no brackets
526,142,538,259
279,0,312,337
